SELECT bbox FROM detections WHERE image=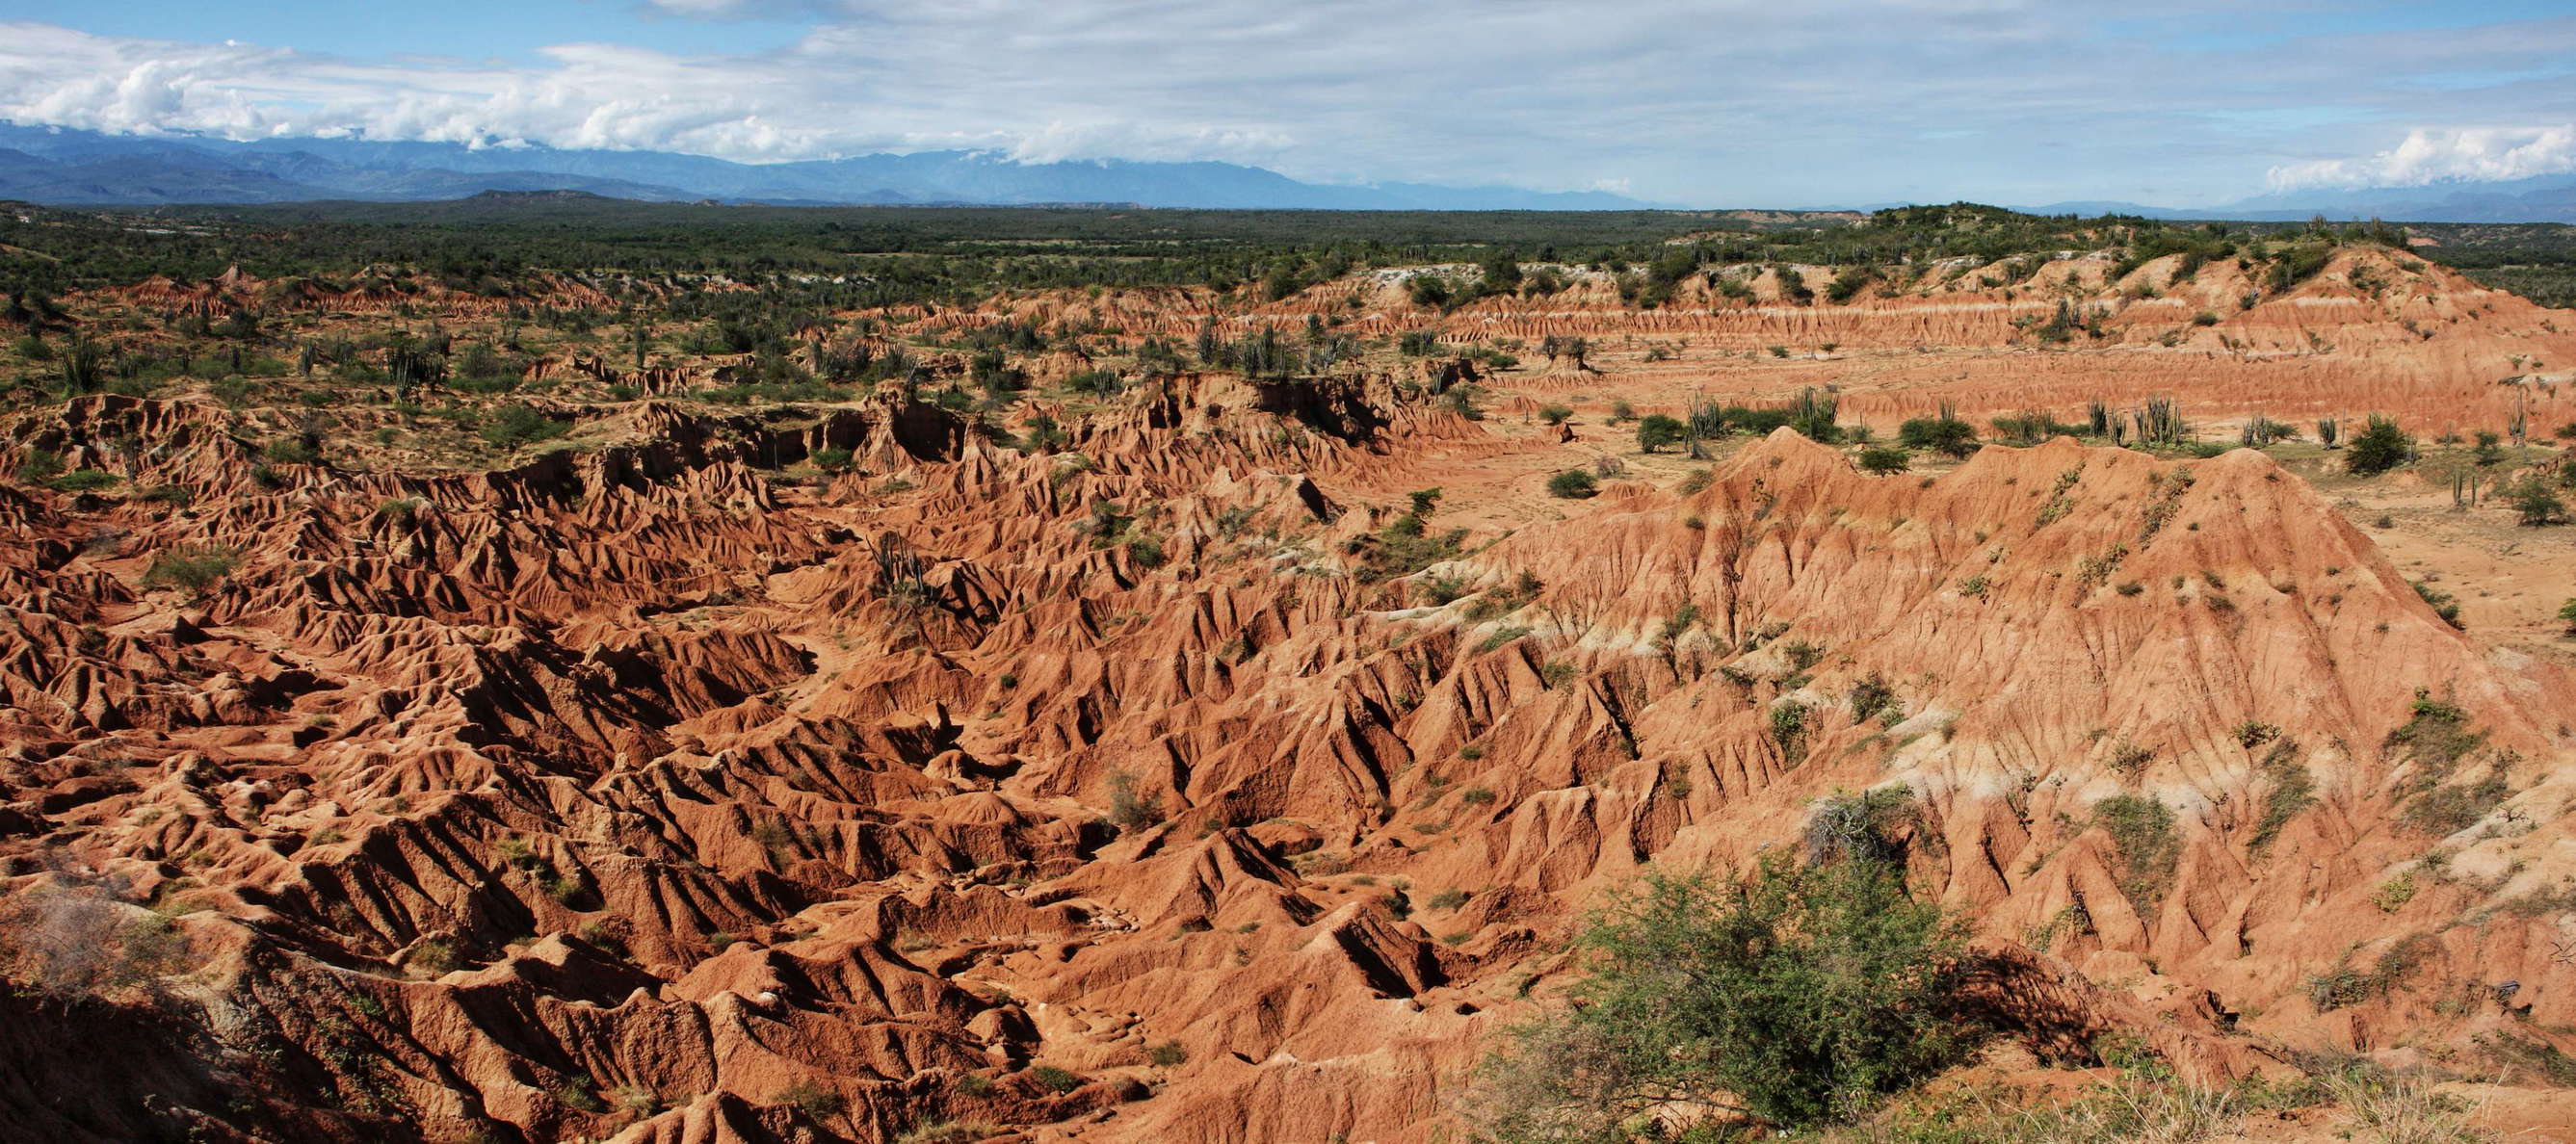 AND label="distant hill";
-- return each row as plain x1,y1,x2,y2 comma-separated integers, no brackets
9,120,2570,220
2203,173,2576,223
0,122,1650,211
2021,175,2576,224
